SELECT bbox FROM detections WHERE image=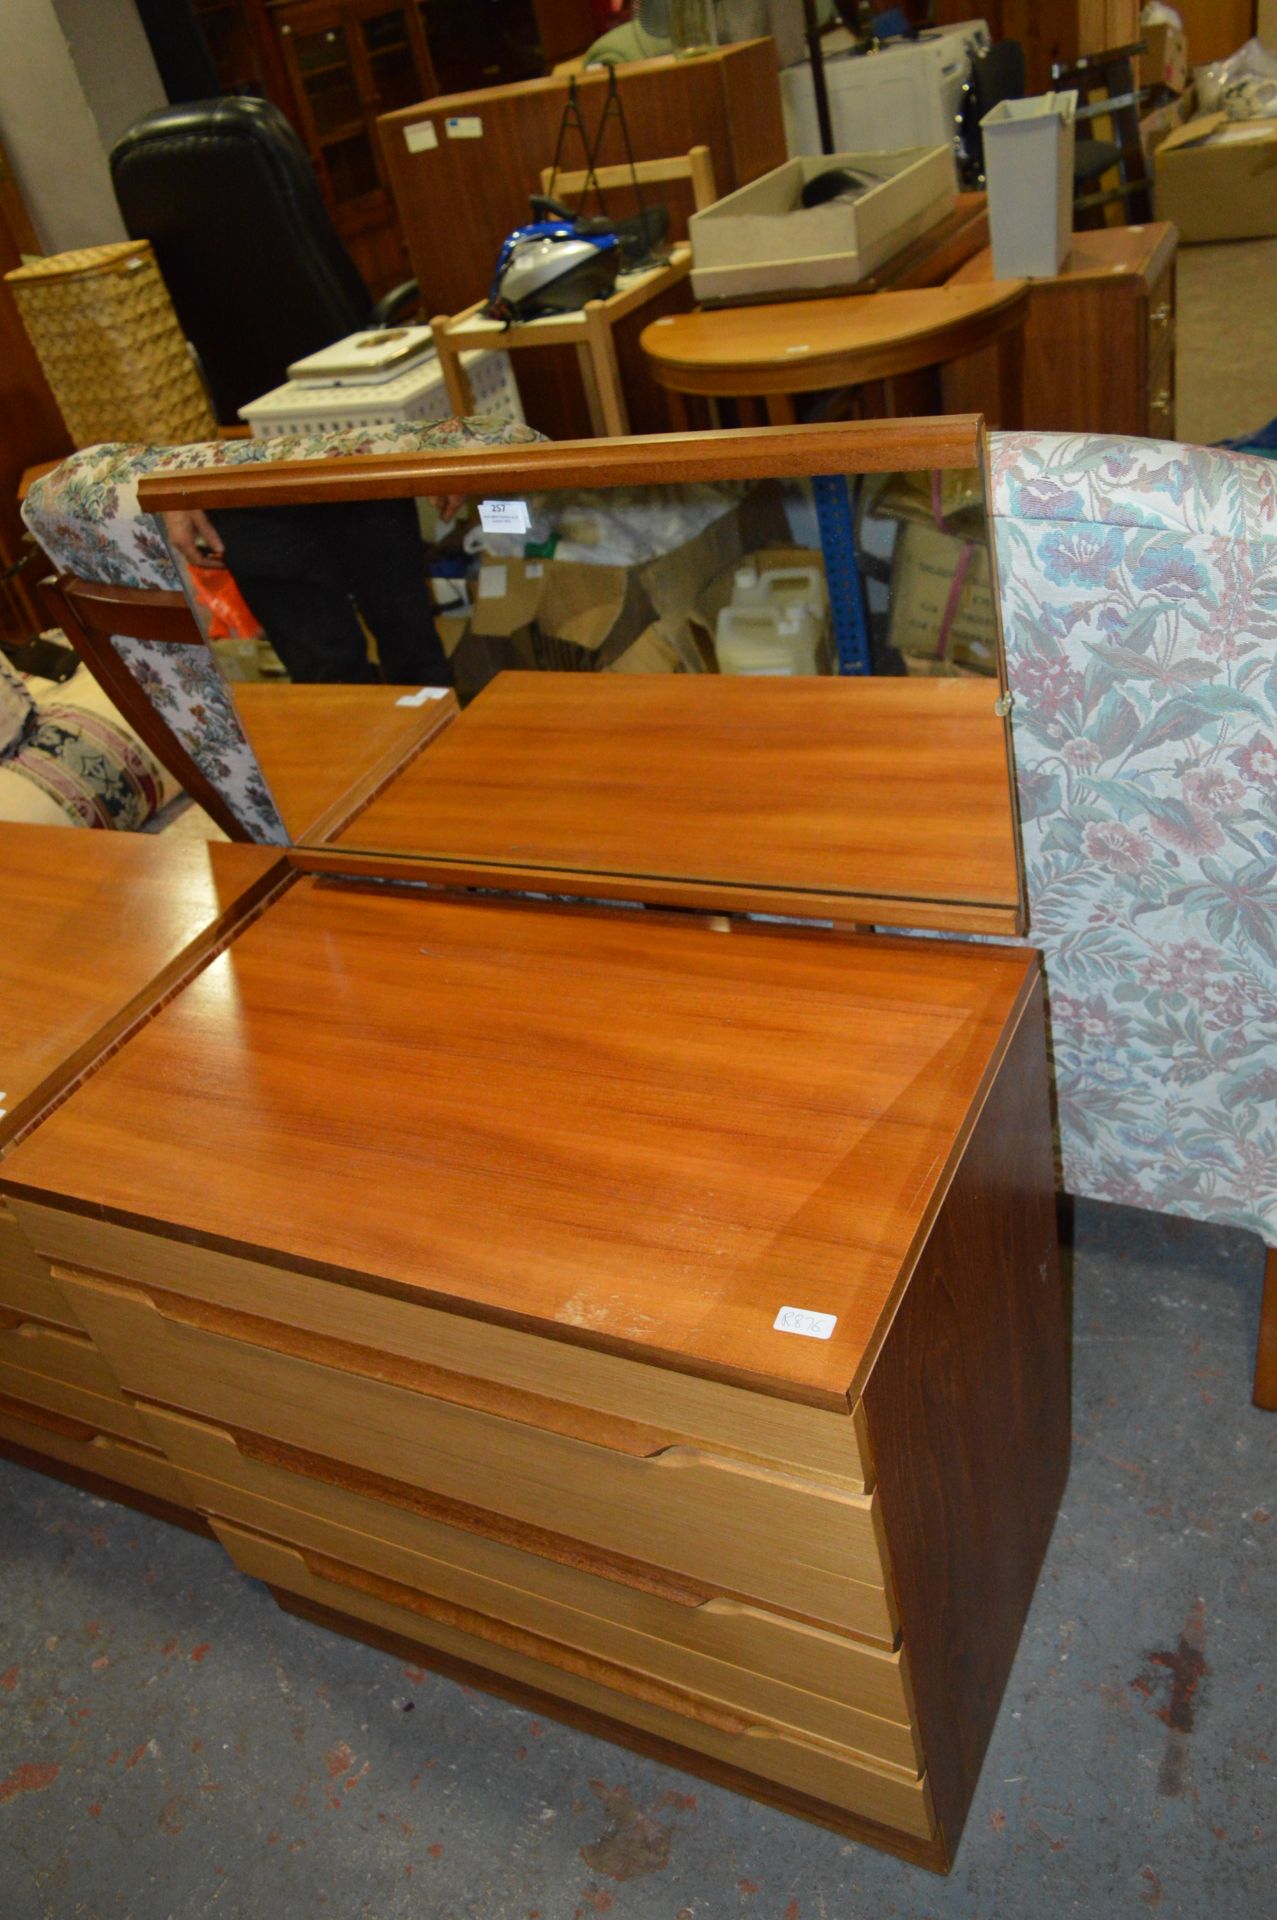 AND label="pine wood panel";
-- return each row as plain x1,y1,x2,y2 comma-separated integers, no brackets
140,1404,919,1767
0,1201,79,1329
56,1269,894,1640
862,980,1069,1859
12,1203,864,1488
0,1365,155,1448
0,825,285,1150
1,884,1039,1410
0,1397,195,1510
215,1517,936,1841
333,675,1022,929
0,1315,125,1403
